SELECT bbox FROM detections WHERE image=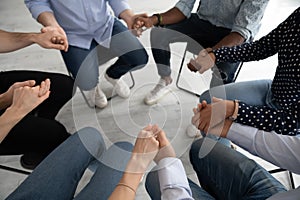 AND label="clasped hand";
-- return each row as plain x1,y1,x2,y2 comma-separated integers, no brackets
9,79,51,116
128,125,176,173
188,48,216,74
